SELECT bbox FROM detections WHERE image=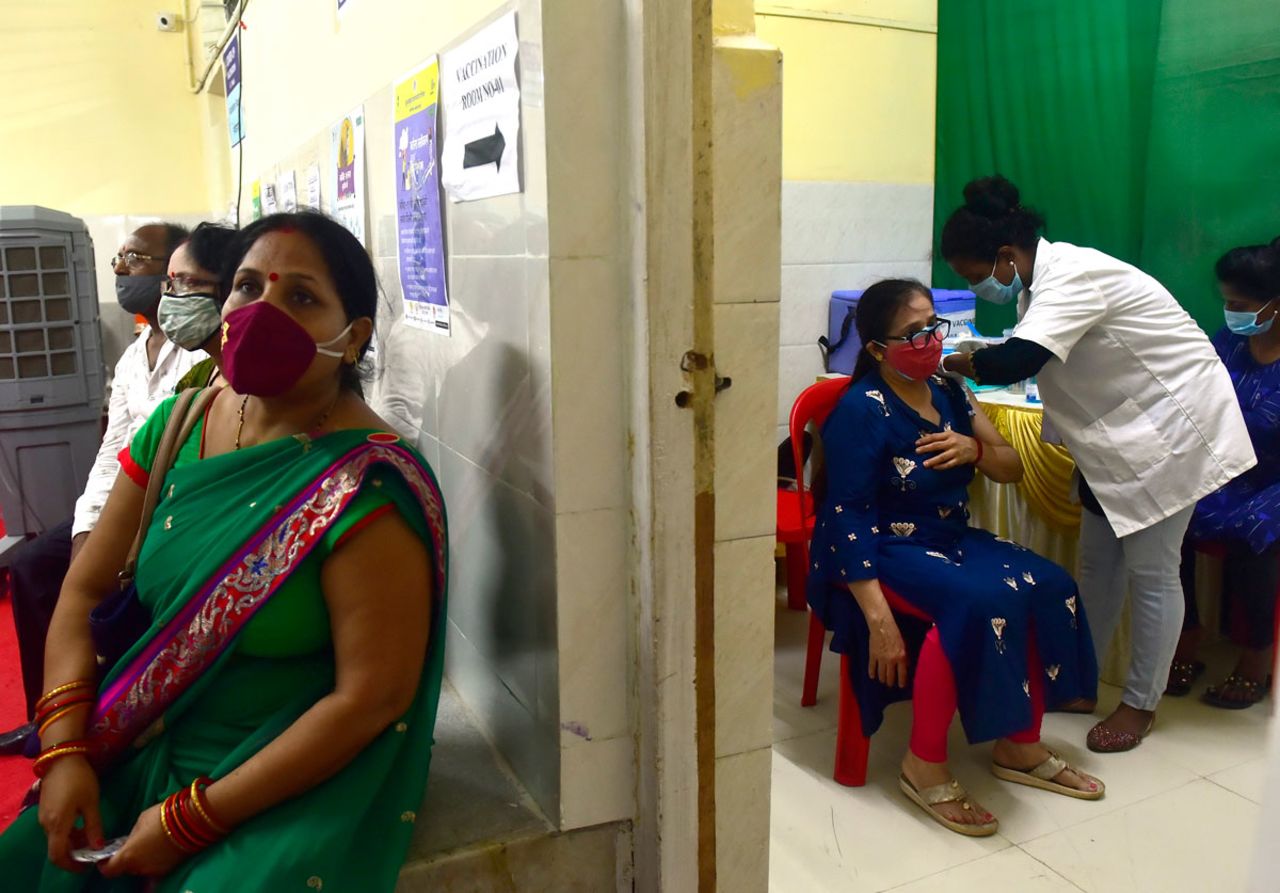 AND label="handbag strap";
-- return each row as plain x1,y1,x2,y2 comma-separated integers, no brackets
119,387,221,585
817,305,857,372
